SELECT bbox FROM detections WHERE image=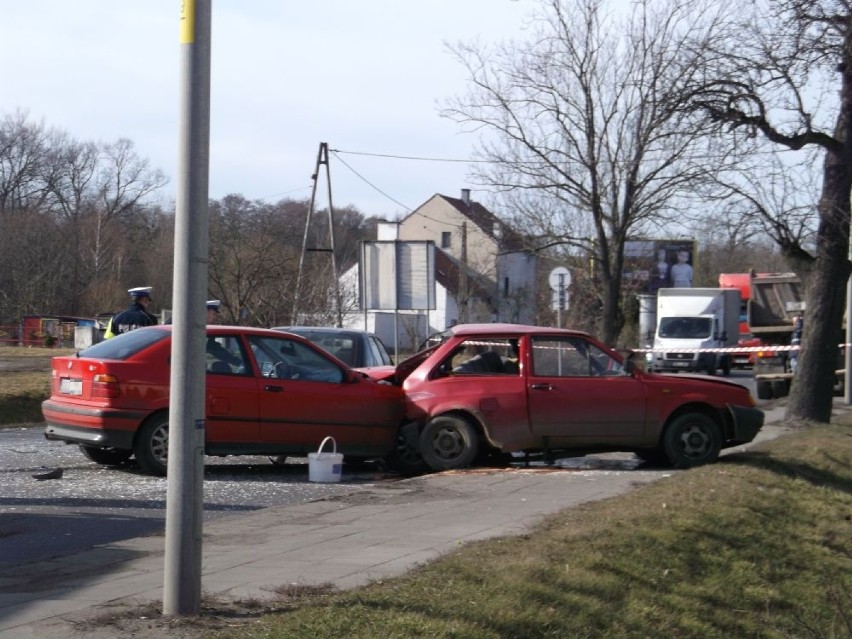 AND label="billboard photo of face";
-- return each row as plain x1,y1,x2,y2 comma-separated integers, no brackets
624,240,696,294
